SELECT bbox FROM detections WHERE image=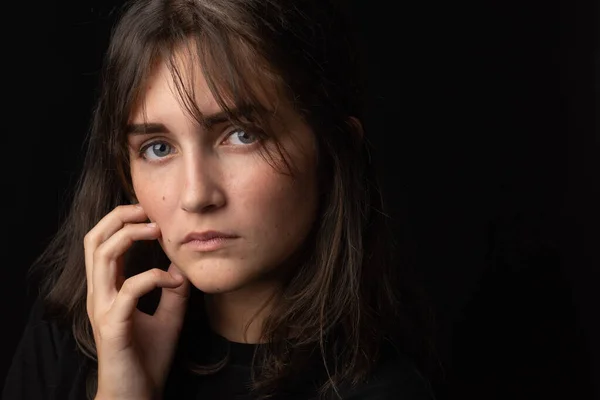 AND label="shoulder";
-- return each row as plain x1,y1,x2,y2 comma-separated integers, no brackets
341,354,436,400
13,297,70,359
2,297,90,400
